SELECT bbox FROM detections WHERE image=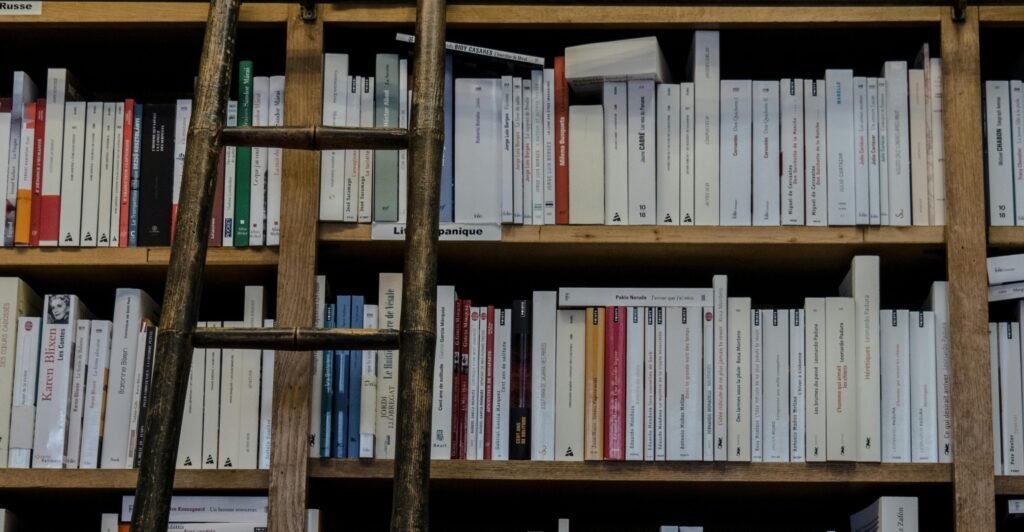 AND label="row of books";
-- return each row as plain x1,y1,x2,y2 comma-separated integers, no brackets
101,496,318,532
315,258,951,463
984,80,1024,228
0,280,274,470
0,63,282,248
318,32,945,227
